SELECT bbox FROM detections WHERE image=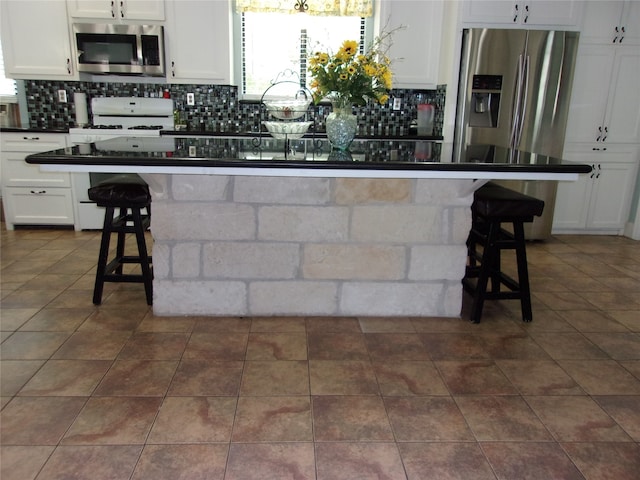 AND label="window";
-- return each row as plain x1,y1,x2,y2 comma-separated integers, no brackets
0,40,17,100
235,0,373,97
